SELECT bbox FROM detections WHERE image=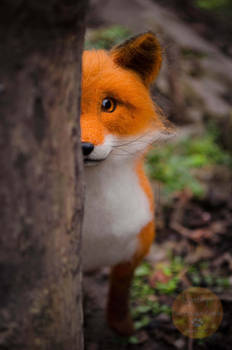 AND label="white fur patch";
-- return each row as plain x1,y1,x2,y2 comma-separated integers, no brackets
82,155,152,271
